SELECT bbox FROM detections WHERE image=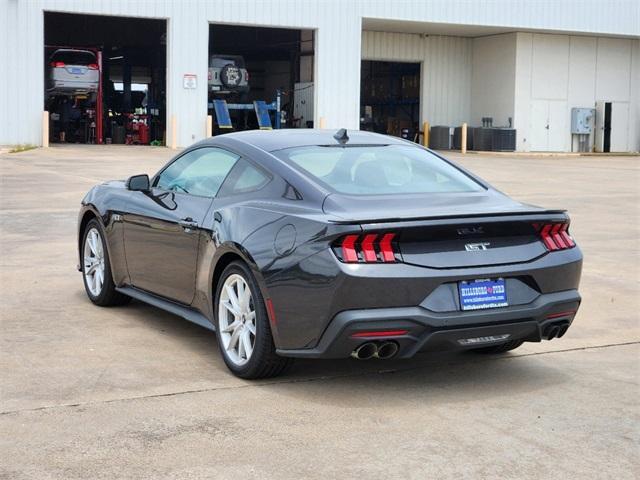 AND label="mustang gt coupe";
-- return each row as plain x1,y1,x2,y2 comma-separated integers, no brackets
77,129,582,378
